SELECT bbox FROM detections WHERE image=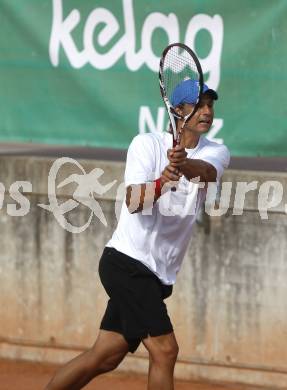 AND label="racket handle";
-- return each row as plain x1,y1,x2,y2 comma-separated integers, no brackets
171,139,178,191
